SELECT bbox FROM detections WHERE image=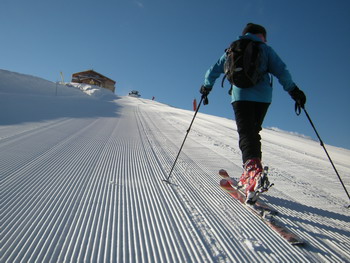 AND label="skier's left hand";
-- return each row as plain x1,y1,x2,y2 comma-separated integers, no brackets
289,86,306,108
